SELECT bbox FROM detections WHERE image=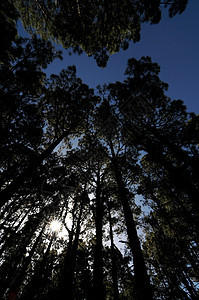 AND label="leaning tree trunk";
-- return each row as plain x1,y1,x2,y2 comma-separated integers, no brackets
2,222,45,299
0,129,71,207
109,140,153,300
0,207,32,257
21,232,55,300
0,196,60,298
